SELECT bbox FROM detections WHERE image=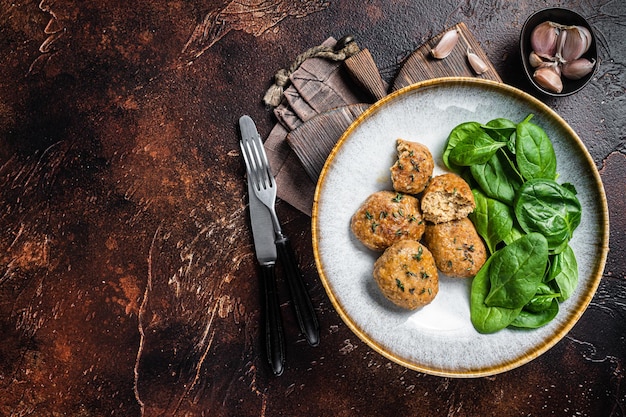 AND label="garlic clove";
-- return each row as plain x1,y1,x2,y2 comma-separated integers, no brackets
533,66,563,93
467,49,488,74
529,51,545,67
431,29,459,59
555,28,568,63
560,26,589,62
531,21,559,58
562,58,596,80
576,26,592,54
